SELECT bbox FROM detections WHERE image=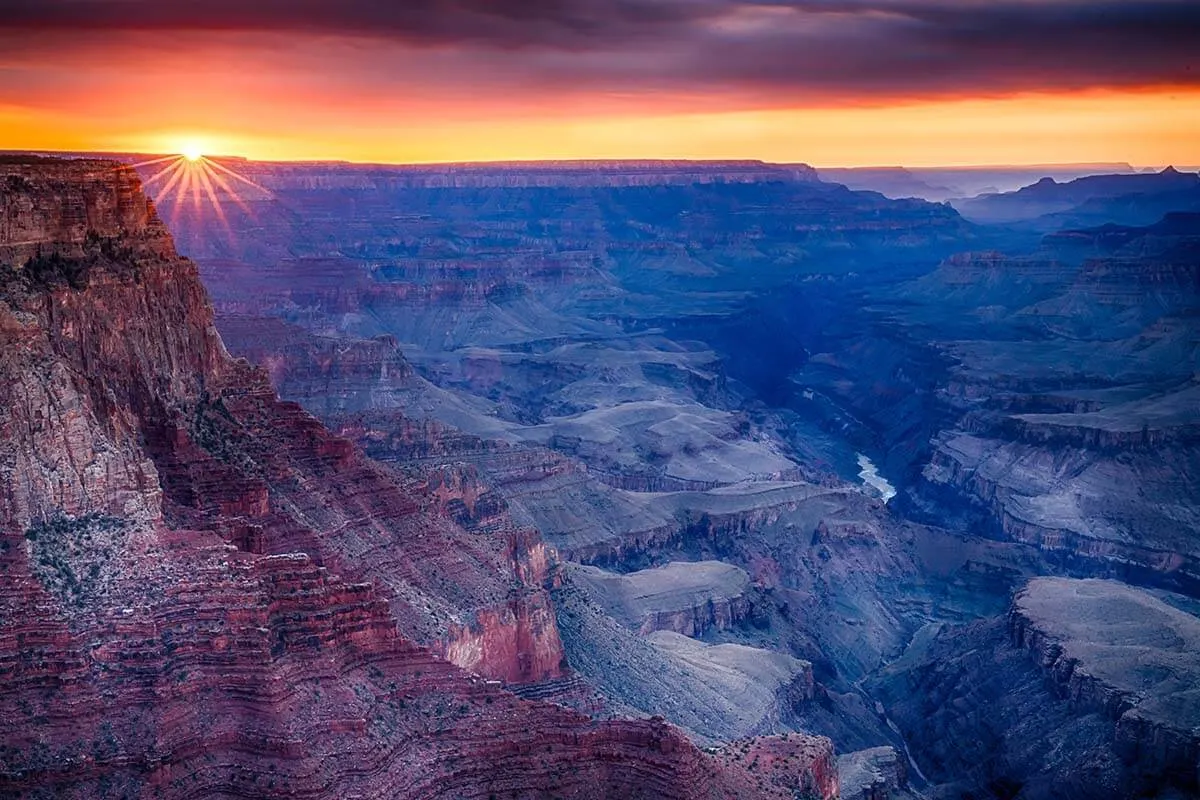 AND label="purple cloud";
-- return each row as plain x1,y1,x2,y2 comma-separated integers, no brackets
0,0,1196,97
